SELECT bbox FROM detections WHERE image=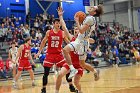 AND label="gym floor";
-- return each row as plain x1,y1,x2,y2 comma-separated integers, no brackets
0,65,140,93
